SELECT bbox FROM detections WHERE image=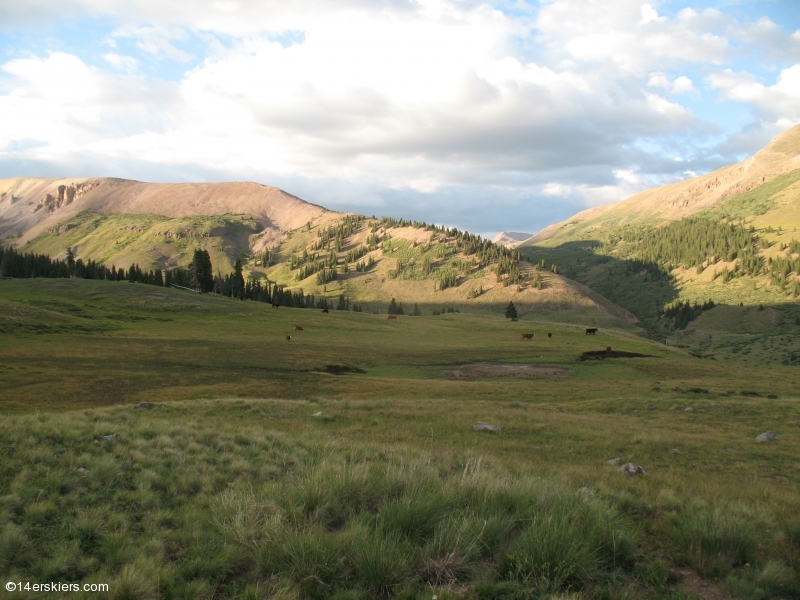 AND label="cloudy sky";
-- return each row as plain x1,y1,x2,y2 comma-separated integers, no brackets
1,0,799,236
